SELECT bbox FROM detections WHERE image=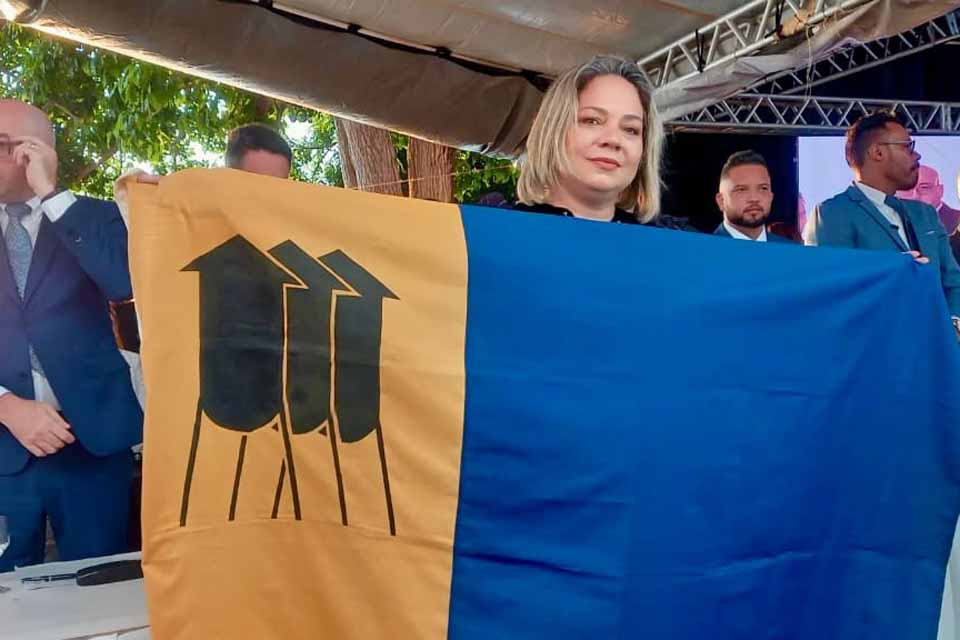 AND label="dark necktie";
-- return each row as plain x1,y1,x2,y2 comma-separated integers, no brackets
883,195,919,252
